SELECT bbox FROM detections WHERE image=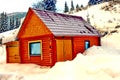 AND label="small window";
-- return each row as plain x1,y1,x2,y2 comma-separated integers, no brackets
85,41,90,50
29,41,42,56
